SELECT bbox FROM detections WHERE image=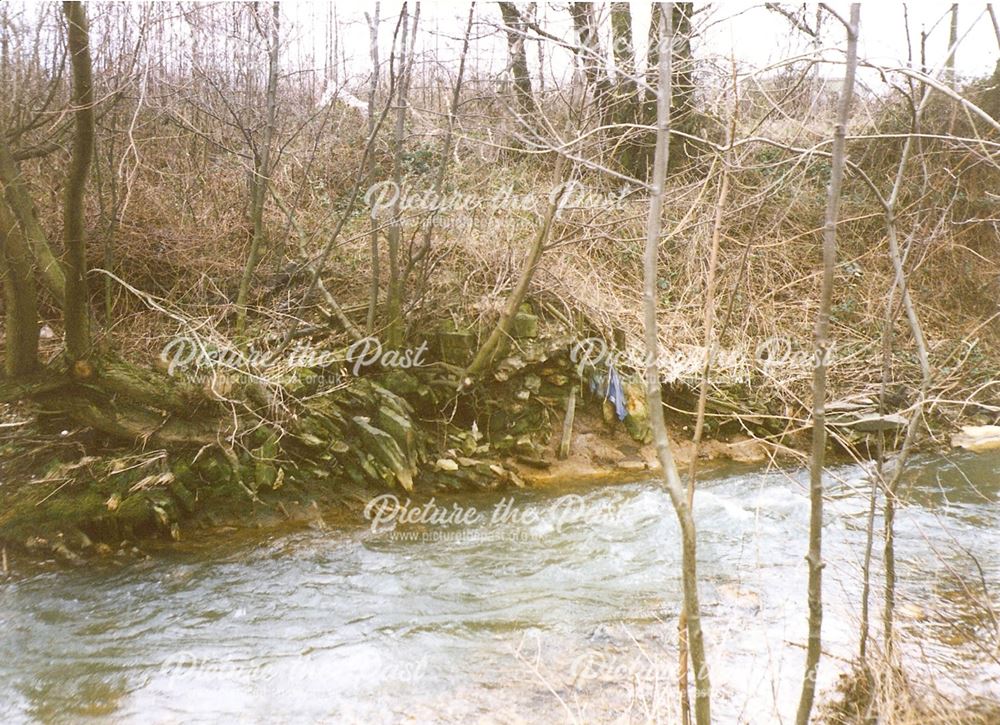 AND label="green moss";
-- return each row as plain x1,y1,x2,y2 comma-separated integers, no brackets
114,494,154,538
169,478,196,513
0,484,106,544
